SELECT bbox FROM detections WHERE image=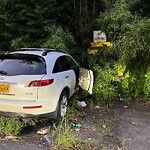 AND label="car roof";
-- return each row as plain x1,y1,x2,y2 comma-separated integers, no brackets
5,48,71,73
6,48,68,58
